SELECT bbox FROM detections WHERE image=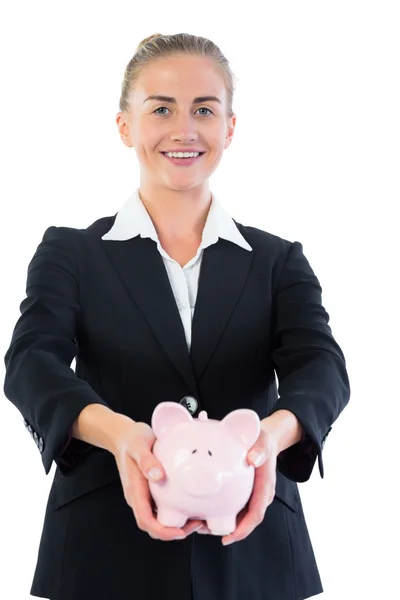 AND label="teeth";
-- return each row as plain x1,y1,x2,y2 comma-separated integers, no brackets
164,151,201,158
